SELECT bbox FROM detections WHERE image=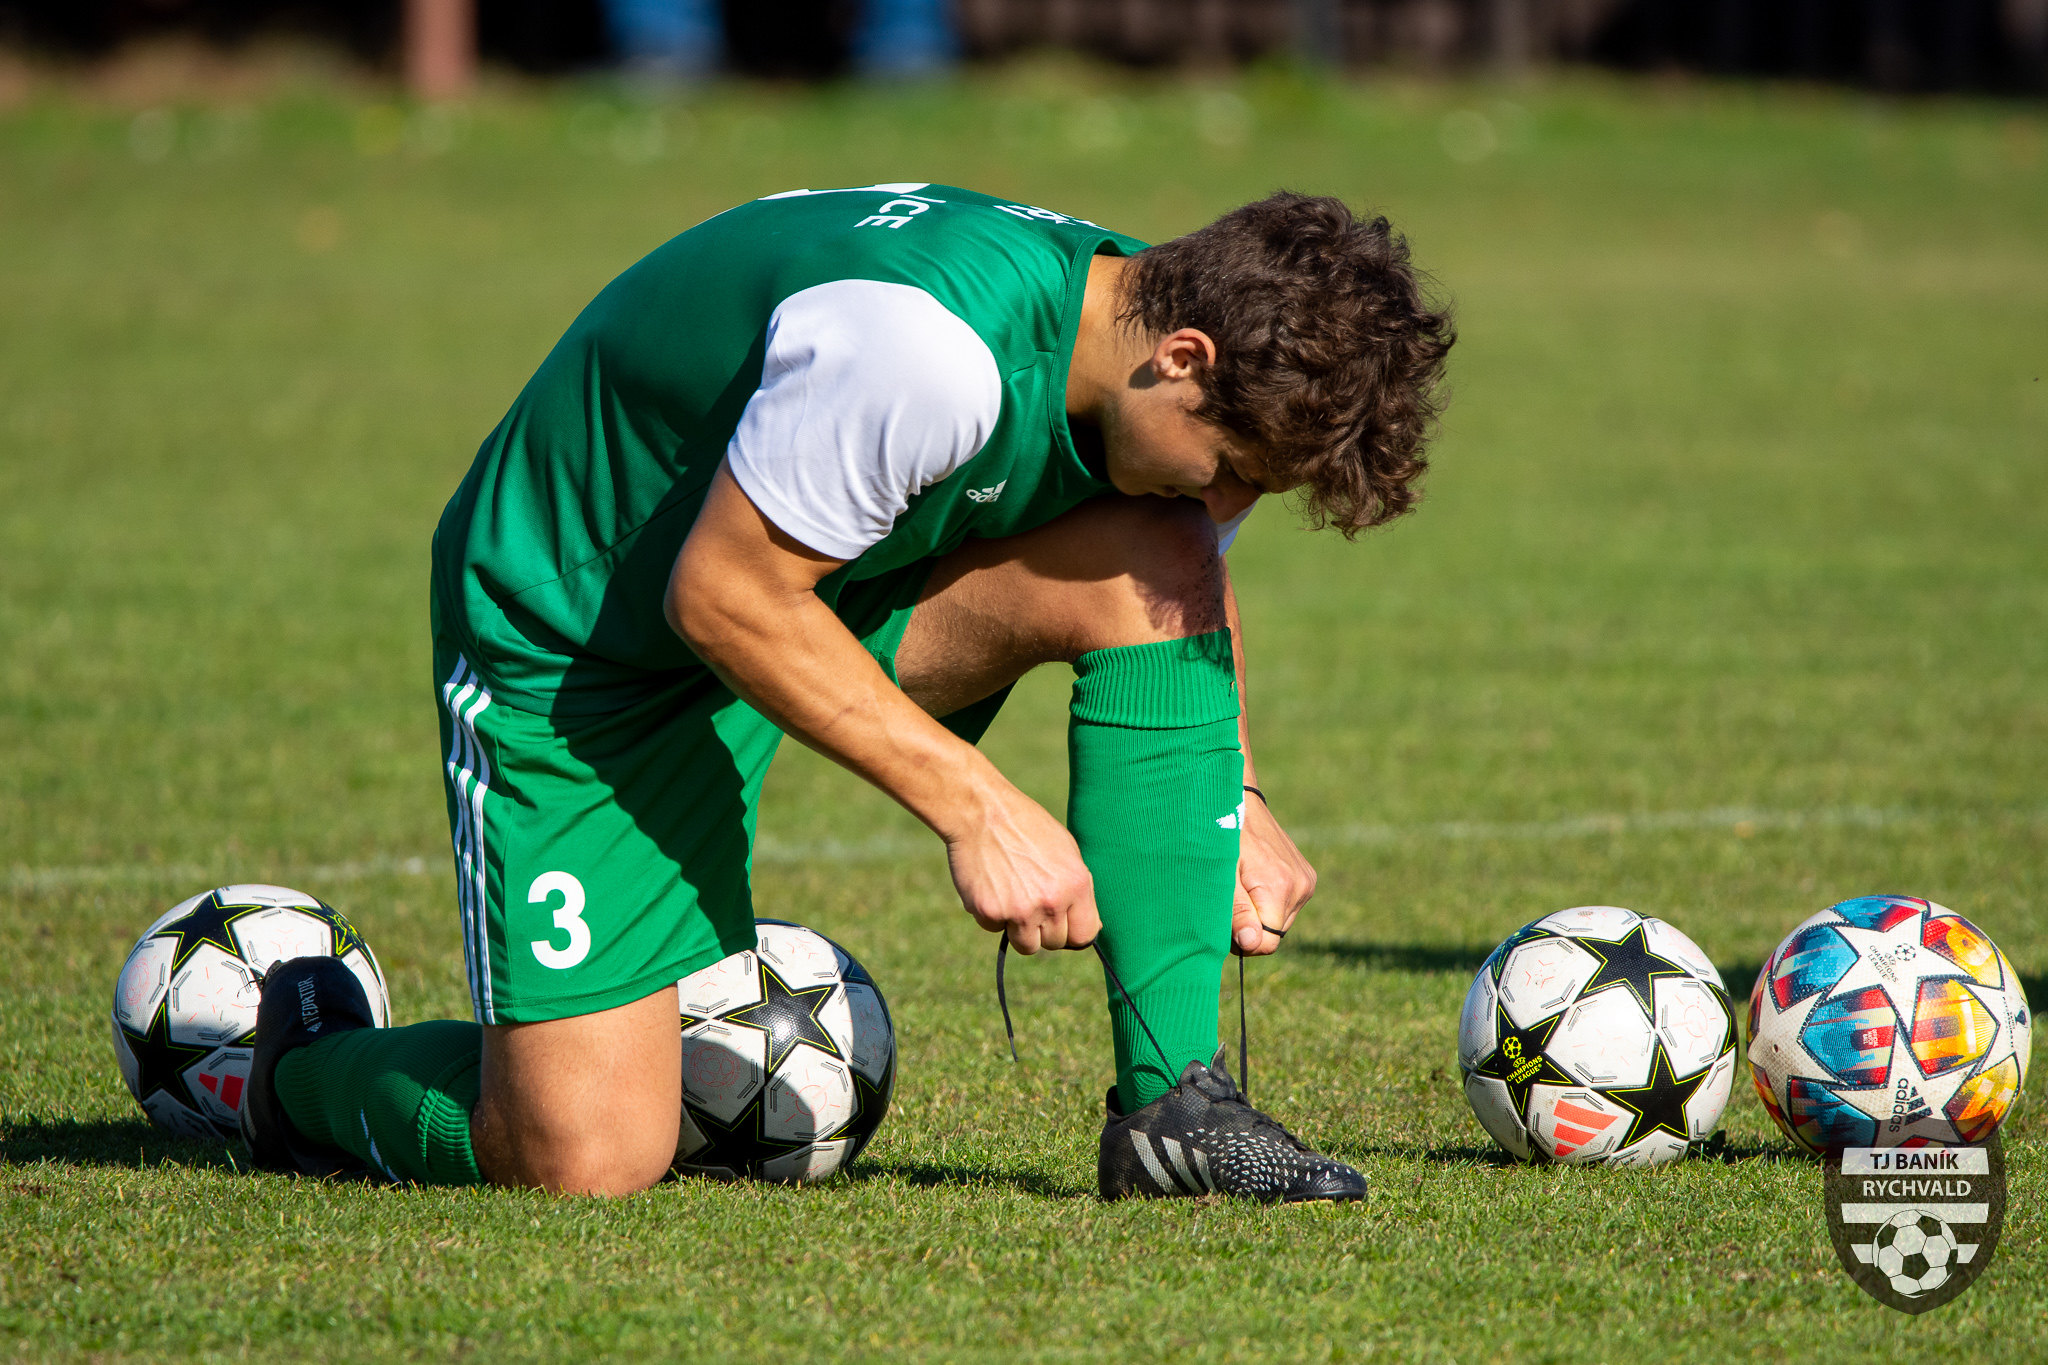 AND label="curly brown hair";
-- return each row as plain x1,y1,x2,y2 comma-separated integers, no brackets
1118,192,1455,534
